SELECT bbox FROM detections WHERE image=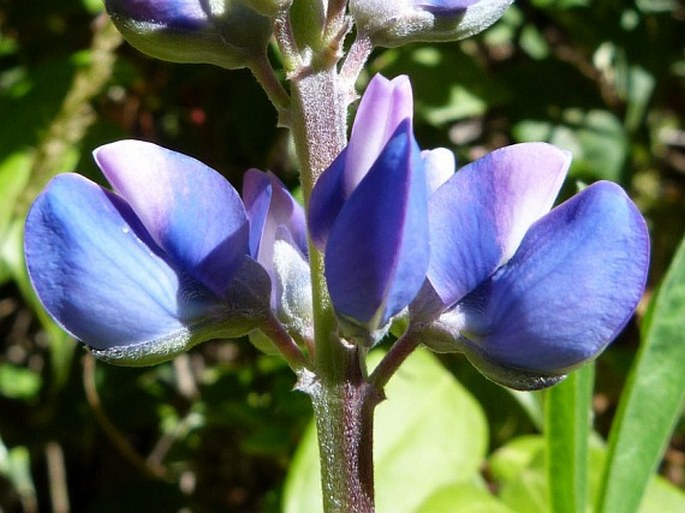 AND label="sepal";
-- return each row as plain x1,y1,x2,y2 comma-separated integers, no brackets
105,0,272,69
350,0,513,48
